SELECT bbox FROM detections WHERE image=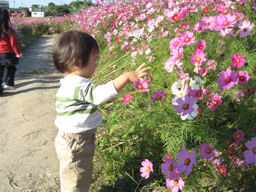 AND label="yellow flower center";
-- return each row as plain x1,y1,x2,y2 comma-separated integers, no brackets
206,148,211,154
198,27,202,30
226,78,231,83
253,148,256,154
199,45,203,49
156,95,161,100
220,8,223,12
174,179,179,185
236,134,241,139
185,159,190,165
137,85,143,89
206,22,209,25
213,101,218,105
220,169,224,173
195,81,199,85
174,42,178,46
185,38,190,42
239,76,245,81
168,165,173,171
236,59,240,63
176,55,180,58
180,92,184,97
243,28,248,32
182,25,186,28
183,104,189,109
146,166,150,172
224,21,228,25
196,57,201,61
126,97,130,101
